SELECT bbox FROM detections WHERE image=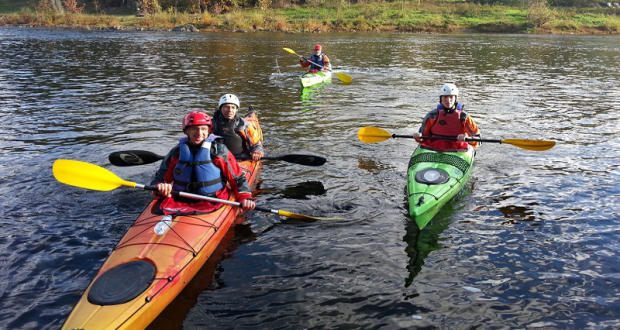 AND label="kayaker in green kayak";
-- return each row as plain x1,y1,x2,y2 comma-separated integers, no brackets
212,93,264,162
151,111,256,213
299,44,331,73
413,83,481,151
